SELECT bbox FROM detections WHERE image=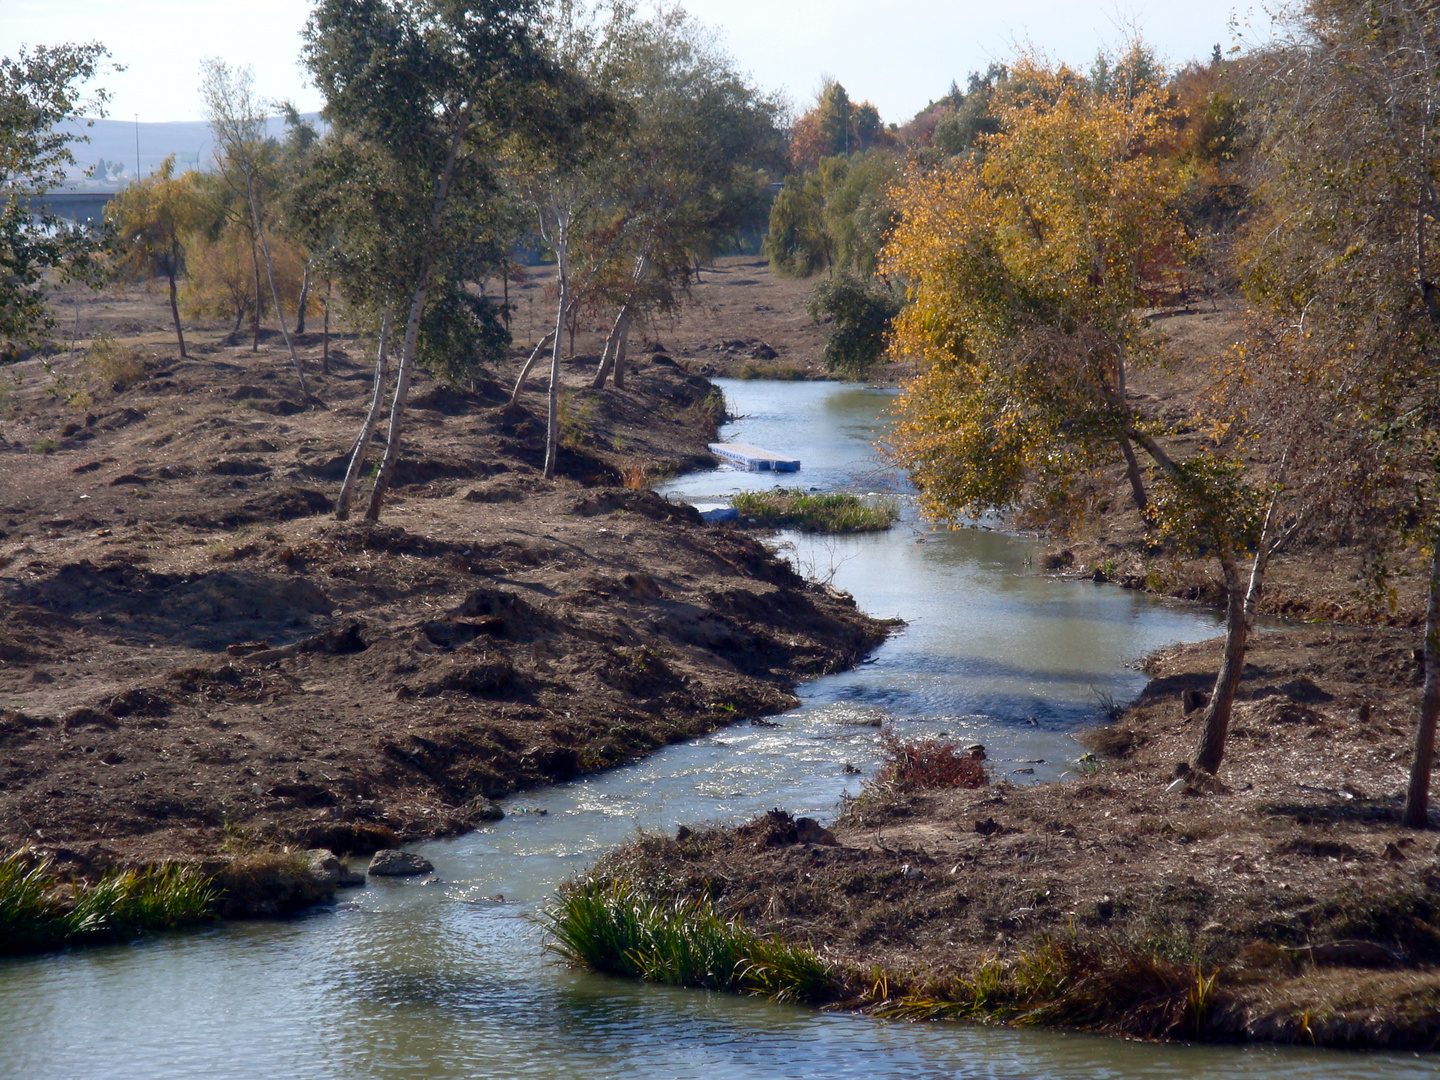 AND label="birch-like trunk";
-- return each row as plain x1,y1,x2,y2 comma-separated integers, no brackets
544,226,570,480
243,164,309,398
362,106,471,522
590,305,627,389
1402,534,1440,827
510,328,558,403
335,308,392,521
249,237,262,352
611,312,633,389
